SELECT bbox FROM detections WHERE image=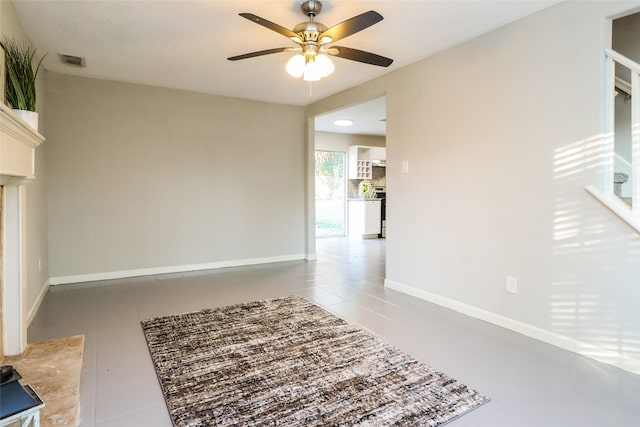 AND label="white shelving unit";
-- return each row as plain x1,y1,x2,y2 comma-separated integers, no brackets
355,160,371,179
348,146,372,179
